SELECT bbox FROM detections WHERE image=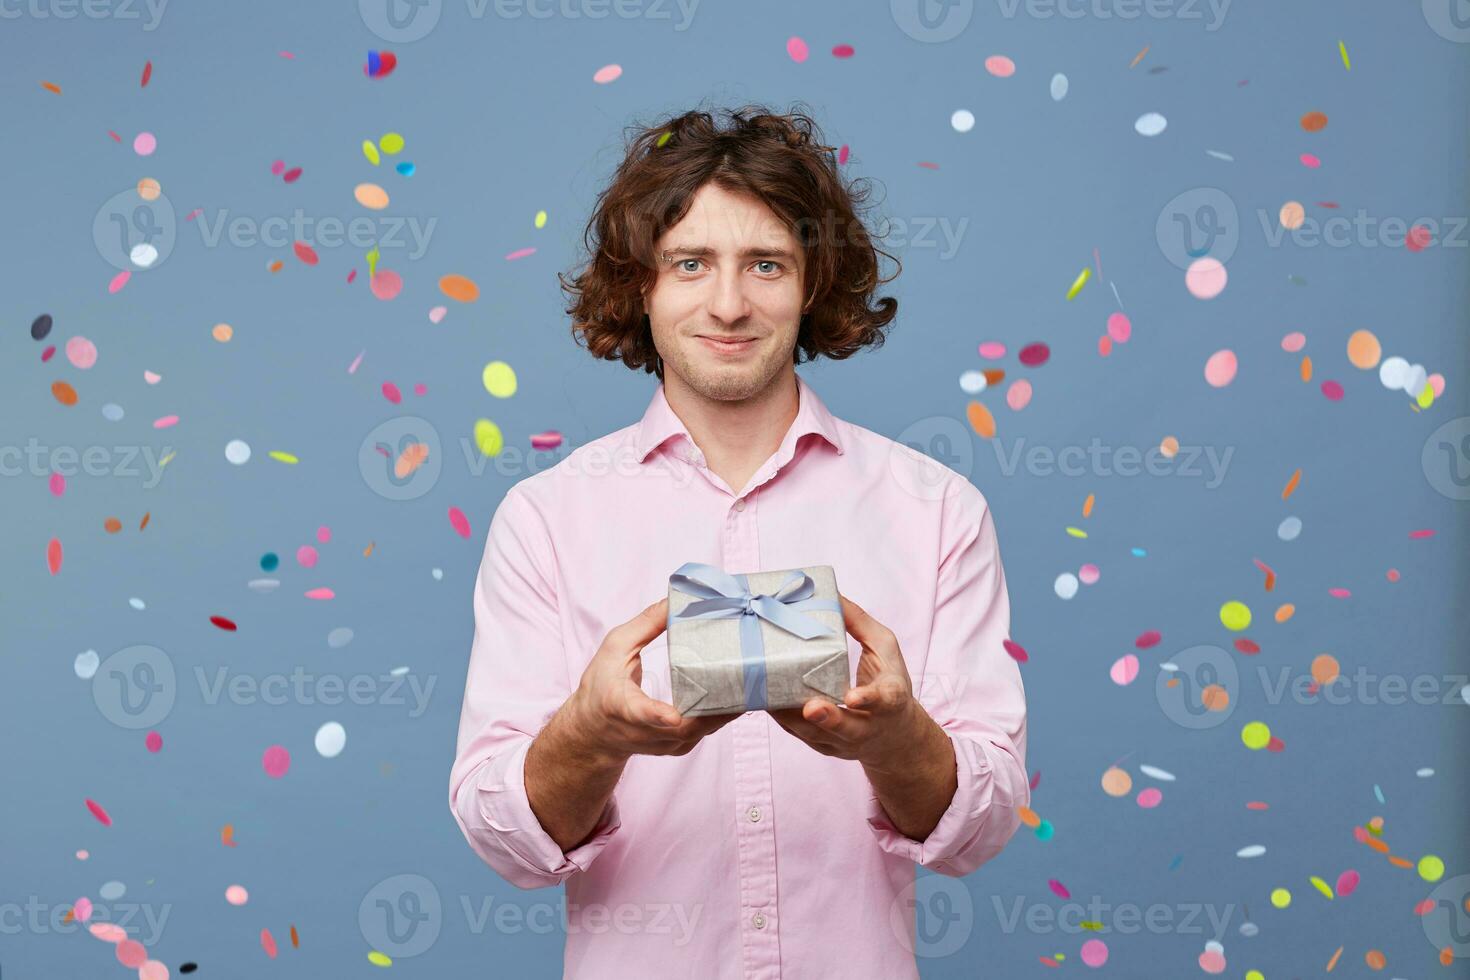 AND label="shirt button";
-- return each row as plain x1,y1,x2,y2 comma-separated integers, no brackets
752,912,766,929
733,498,746,512
747,805,761,822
